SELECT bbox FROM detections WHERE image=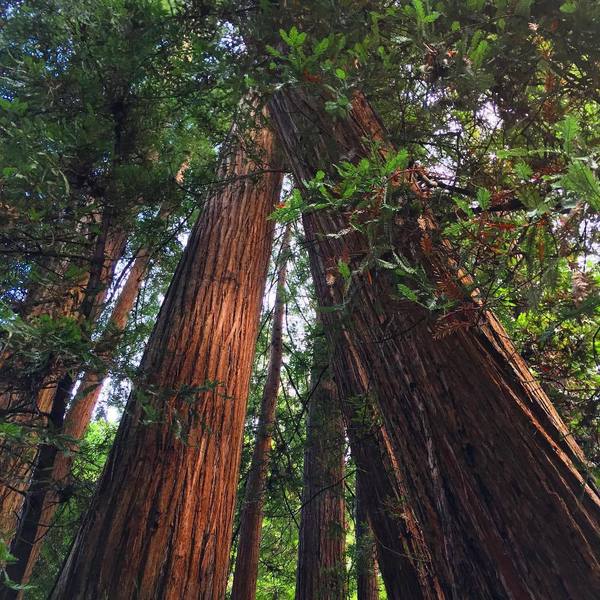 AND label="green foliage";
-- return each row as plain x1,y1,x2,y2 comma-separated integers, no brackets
560,162,600,210
260,0,600,476
27,420,117,598
1,1,599,597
